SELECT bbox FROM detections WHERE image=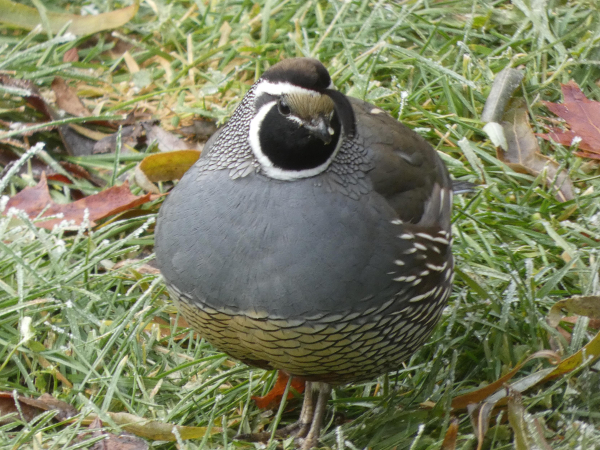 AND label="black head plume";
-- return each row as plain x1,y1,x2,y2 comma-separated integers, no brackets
262,58,331,91
325,89,356,137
